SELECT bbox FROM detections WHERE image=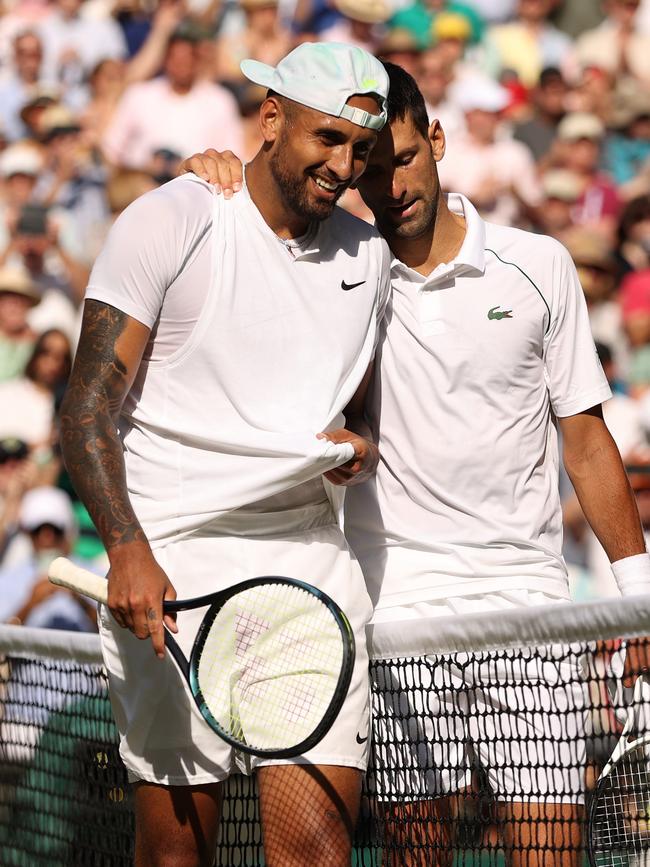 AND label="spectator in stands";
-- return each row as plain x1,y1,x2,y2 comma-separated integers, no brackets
216,0,293,86
38,0,128,109
319,0,390,53
618,193,650,274
604,80,650,198
0,328,72,450
15,89,59,142
574,0,650,87
33,103,108,260
565,227,629,375
375,27,421,79
483,0,574,87
0,437,38,567
0,265,40,382
513,66,568,161
0,485,96,631
0,30,51,143
102,29,244,172
417,45,465,141
553,111,622,240
534,168,581,241
437,74,542,226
